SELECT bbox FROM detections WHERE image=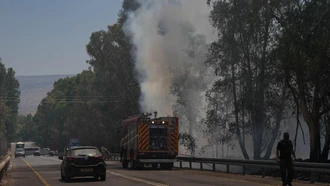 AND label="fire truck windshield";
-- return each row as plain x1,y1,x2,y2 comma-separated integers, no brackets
149,125,167,150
